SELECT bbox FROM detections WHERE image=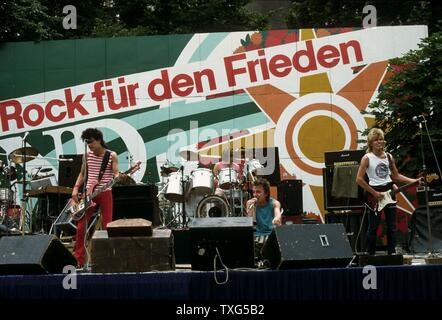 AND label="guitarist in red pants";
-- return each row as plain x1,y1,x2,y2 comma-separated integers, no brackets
71,128,120,268
356,128,421,255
